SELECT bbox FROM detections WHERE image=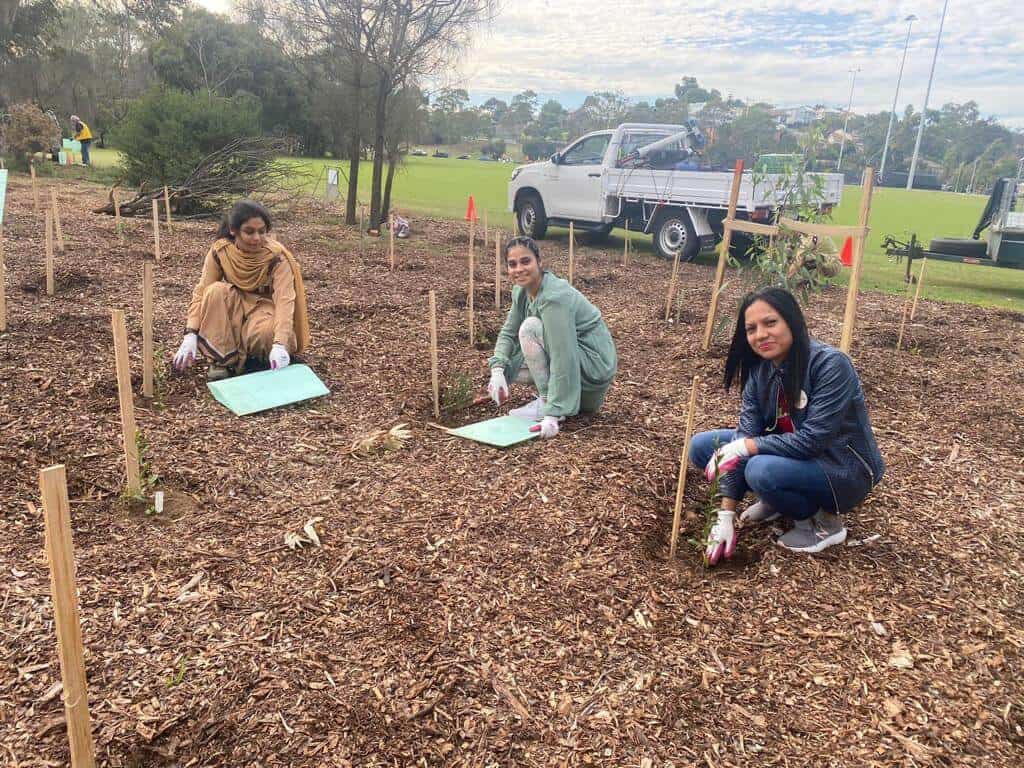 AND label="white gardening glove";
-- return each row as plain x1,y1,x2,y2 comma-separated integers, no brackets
704,438,751,481
705,510,738,566
269,343,290,370
487,367,509,406
529,415,561,439
173,332,198,371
